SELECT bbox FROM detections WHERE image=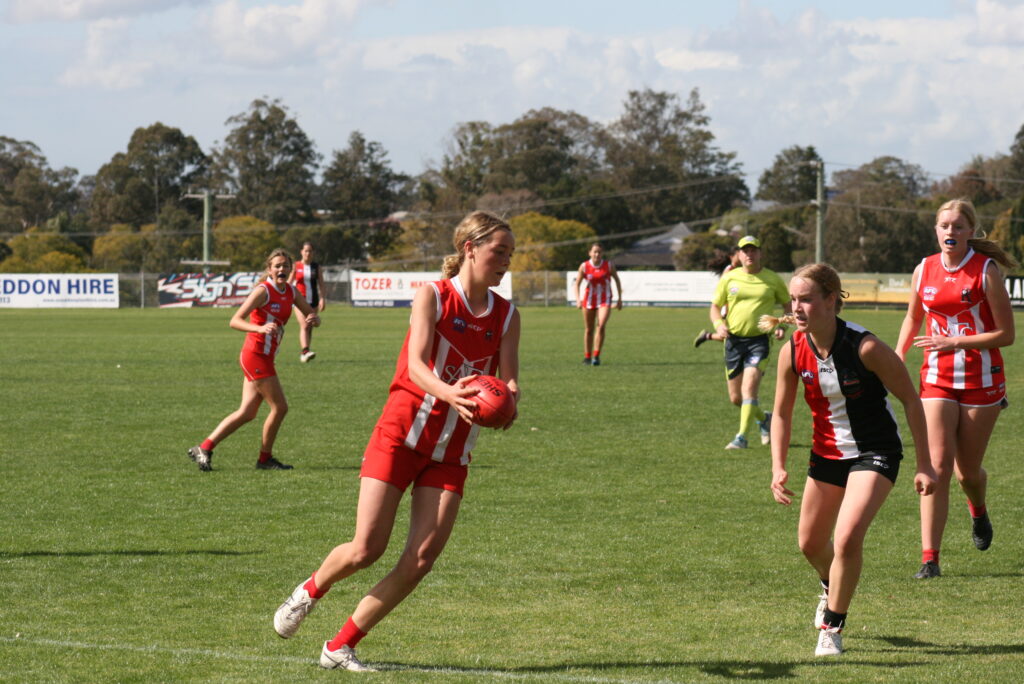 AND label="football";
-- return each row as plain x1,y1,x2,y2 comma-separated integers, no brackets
467,375,516,428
